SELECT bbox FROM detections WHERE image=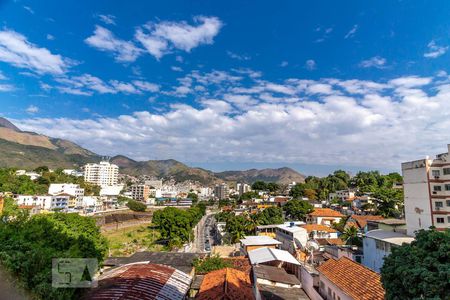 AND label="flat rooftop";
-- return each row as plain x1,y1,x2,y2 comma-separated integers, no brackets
240,235,282,246
365,229,414,246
